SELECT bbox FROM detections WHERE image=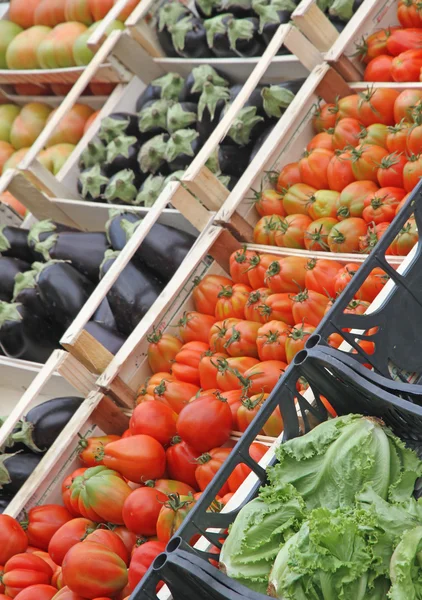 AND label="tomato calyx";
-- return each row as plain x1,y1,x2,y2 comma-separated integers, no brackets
378,152,403,170
224,327,241,349
239,394,265,411
357,87,382,120
233,246,250,265
212,357,230,374
246,254,261,272
247,290,263,306
288,322,313,341
146,327,164,344
161,492,193,512
265,260,281,279
257,302,273,318
329,226,347,244
218,285,234,299
262,216,281,234
176,311,192,329
304,225,330,250
154,380,168,396
264,329,284,344
305,258,317,272
196,453,212,465
290,289,311,304
370,195,386,209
